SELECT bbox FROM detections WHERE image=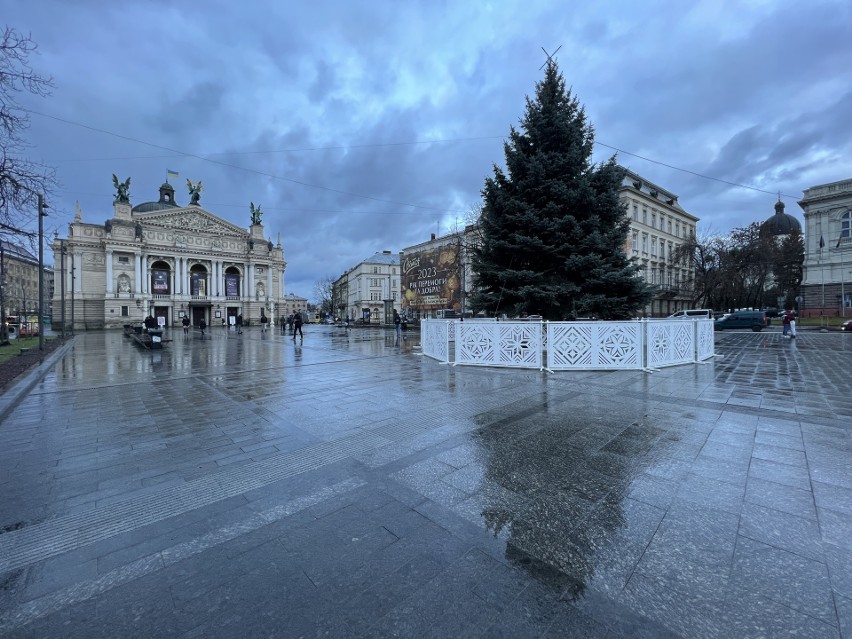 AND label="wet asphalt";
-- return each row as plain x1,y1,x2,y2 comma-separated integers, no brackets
0,324,851,638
